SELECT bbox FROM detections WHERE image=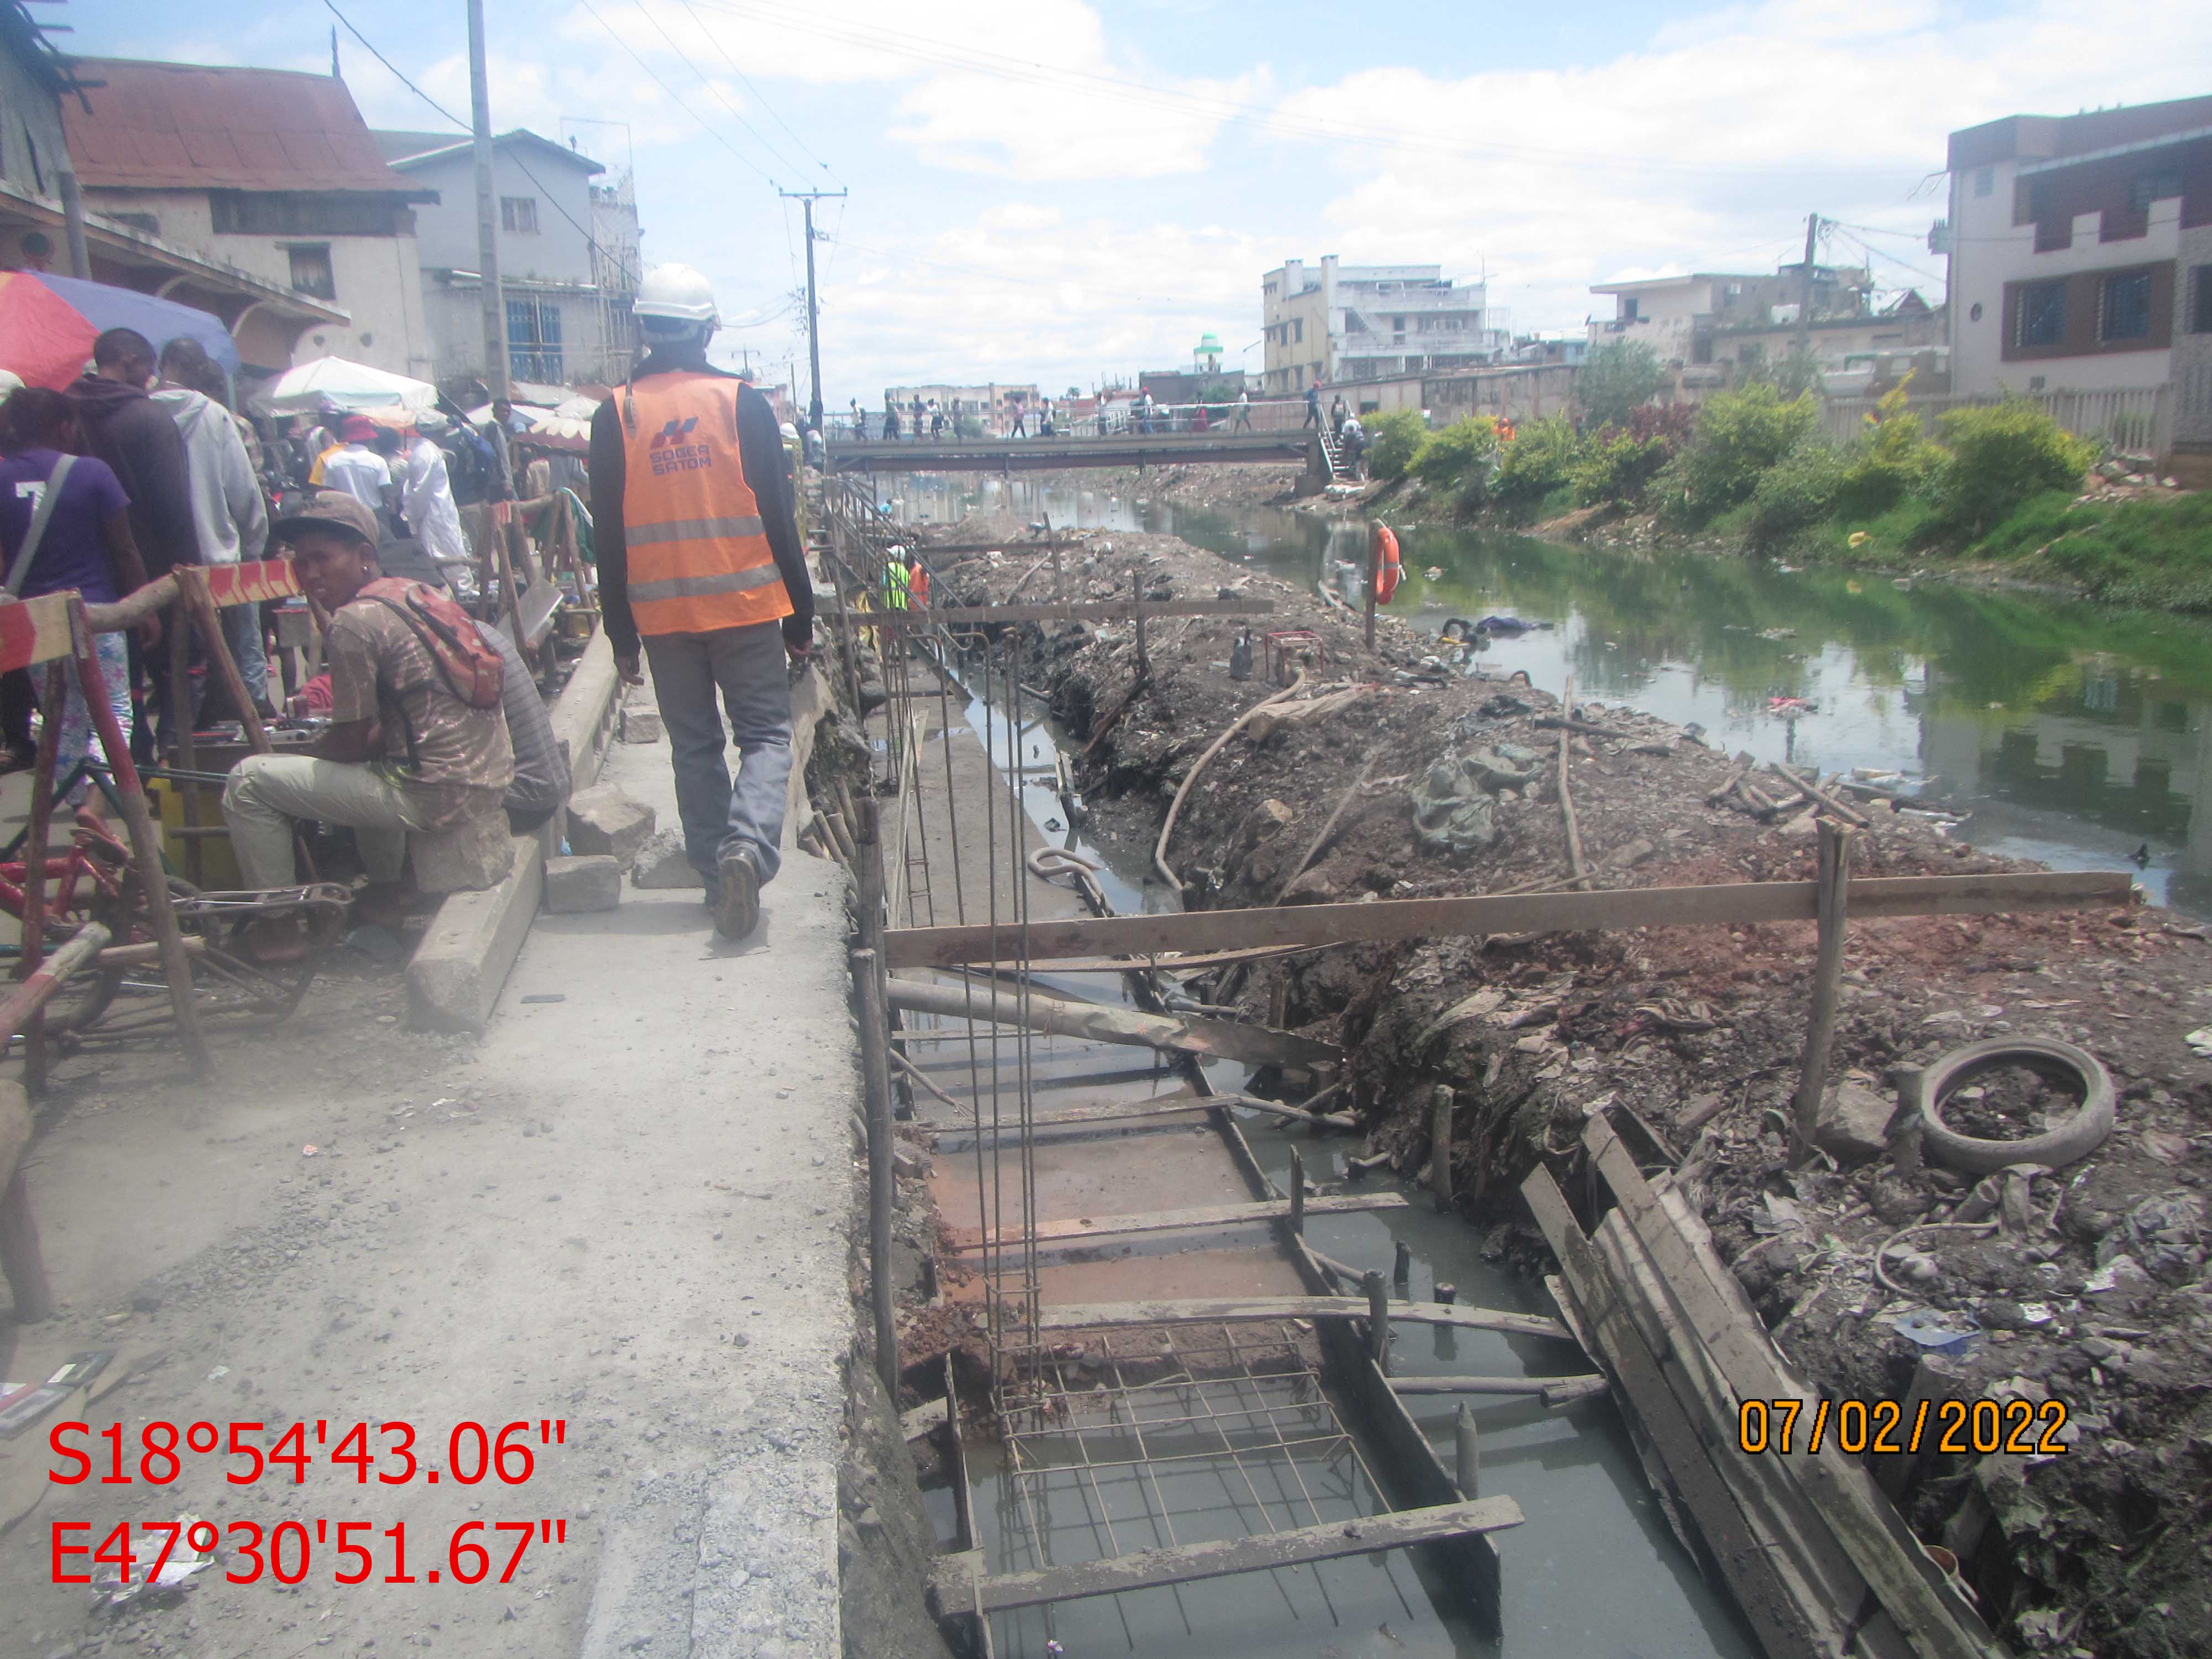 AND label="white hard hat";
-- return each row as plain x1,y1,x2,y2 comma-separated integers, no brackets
633,263,719,325
780,421,799,442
